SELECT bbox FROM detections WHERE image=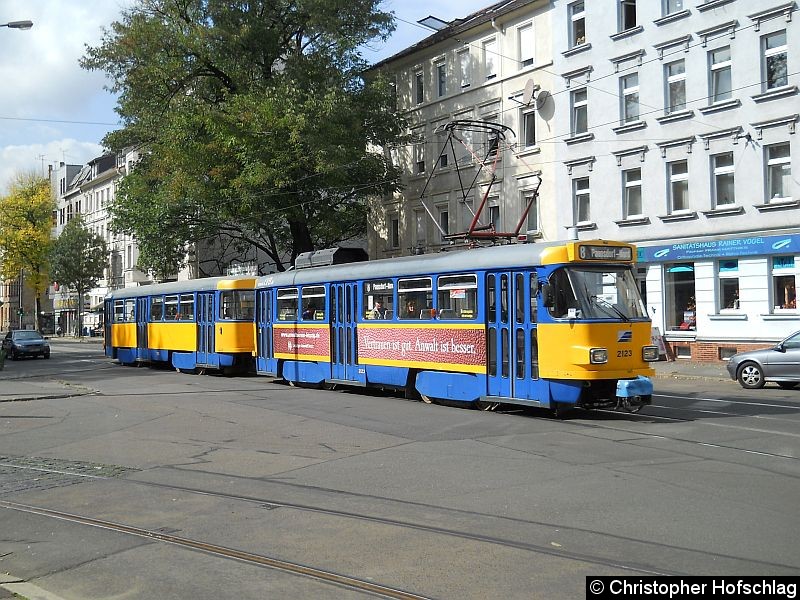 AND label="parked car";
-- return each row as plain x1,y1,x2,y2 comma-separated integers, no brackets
1,330,51,360
727,330,800,389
